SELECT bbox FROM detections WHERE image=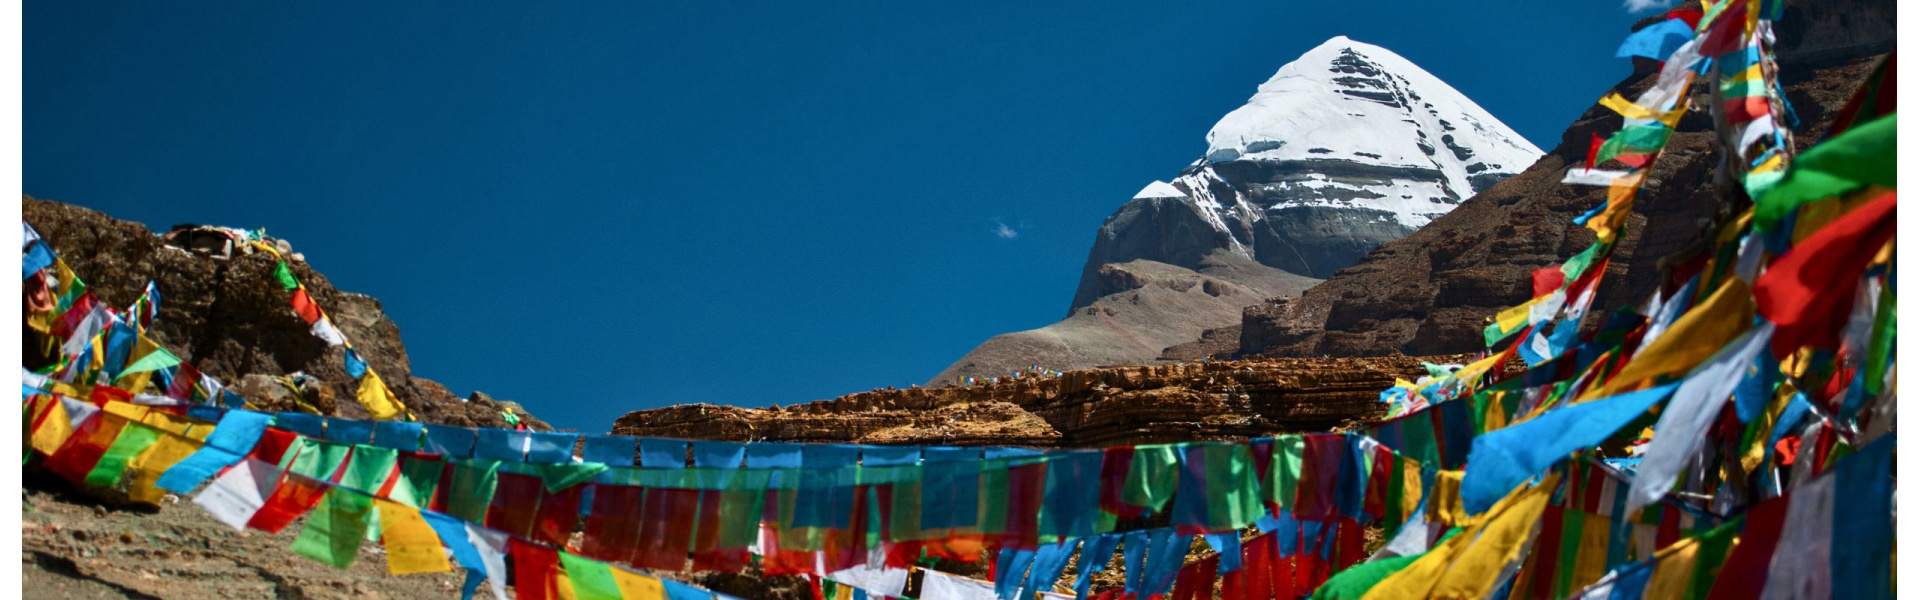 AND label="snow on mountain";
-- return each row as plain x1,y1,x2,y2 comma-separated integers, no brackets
1202,36,1543,231
1133,180,1186,199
